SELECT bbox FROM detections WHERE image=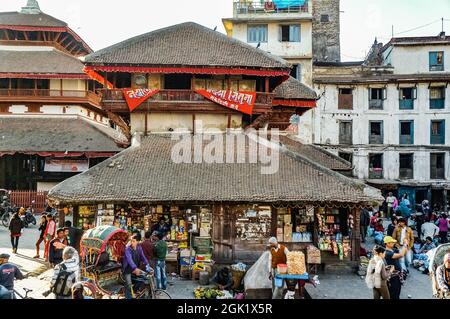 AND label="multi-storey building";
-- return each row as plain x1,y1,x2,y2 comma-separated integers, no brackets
48,21,382,267
223,0,341,143
0,1,126,193
313,34,450,211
